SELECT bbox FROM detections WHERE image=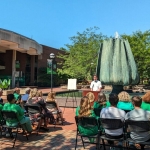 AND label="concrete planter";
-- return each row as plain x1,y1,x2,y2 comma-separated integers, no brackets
3,90,14,95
